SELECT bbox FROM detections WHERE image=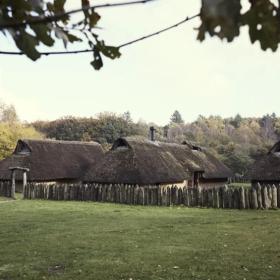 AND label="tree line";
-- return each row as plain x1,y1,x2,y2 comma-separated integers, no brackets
1,102,279,177
0,102,42,159
167,112,280,176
